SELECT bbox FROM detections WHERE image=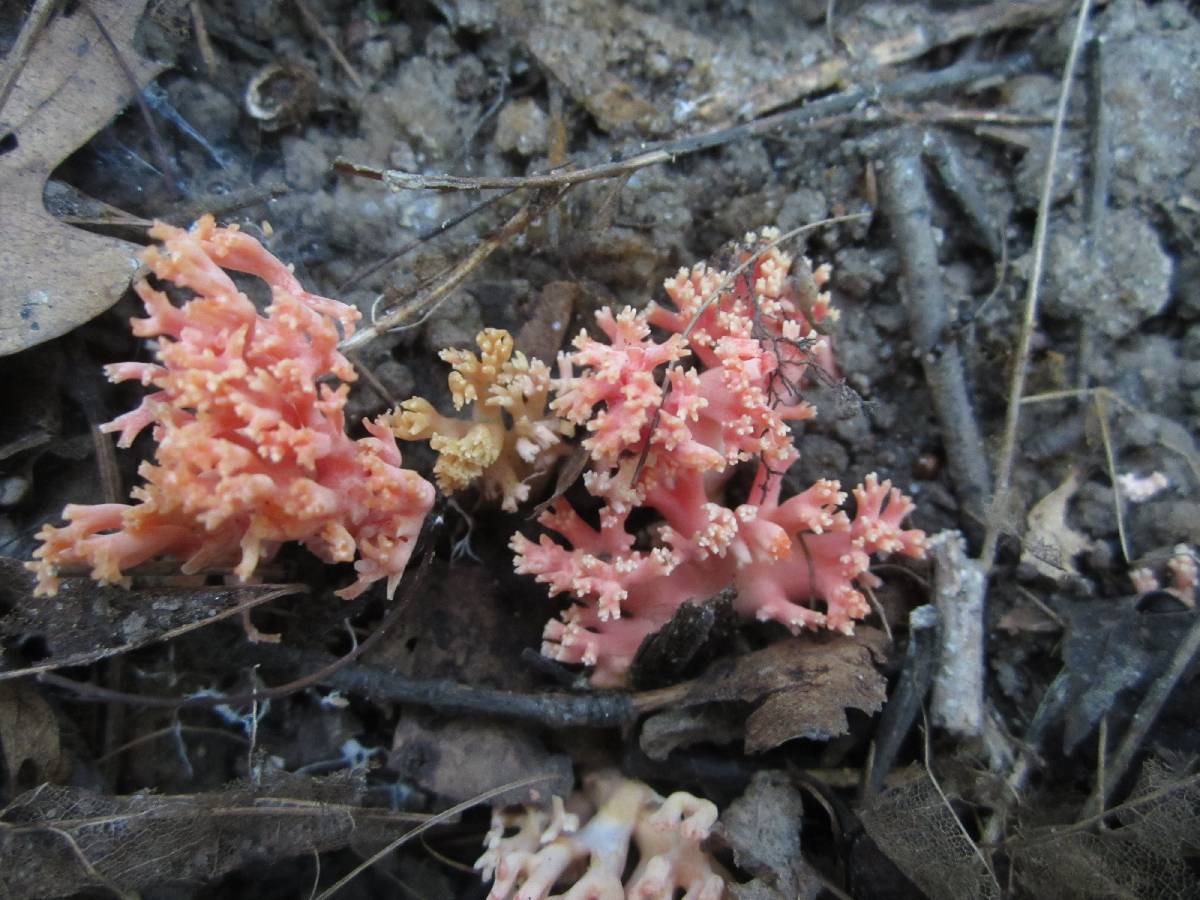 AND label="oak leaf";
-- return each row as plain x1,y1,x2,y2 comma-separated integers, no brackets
0,0,163,356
